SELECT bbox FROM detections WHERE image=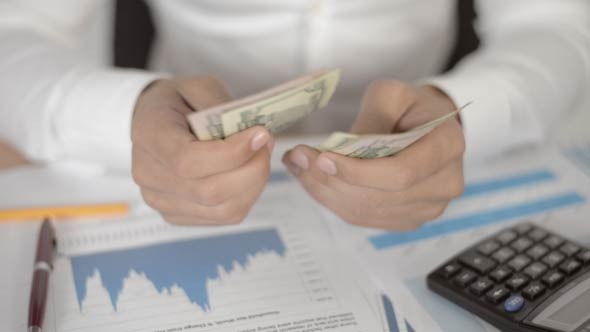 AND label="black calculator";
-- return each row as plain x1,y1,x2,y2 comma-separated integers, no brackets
427,222,590,332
